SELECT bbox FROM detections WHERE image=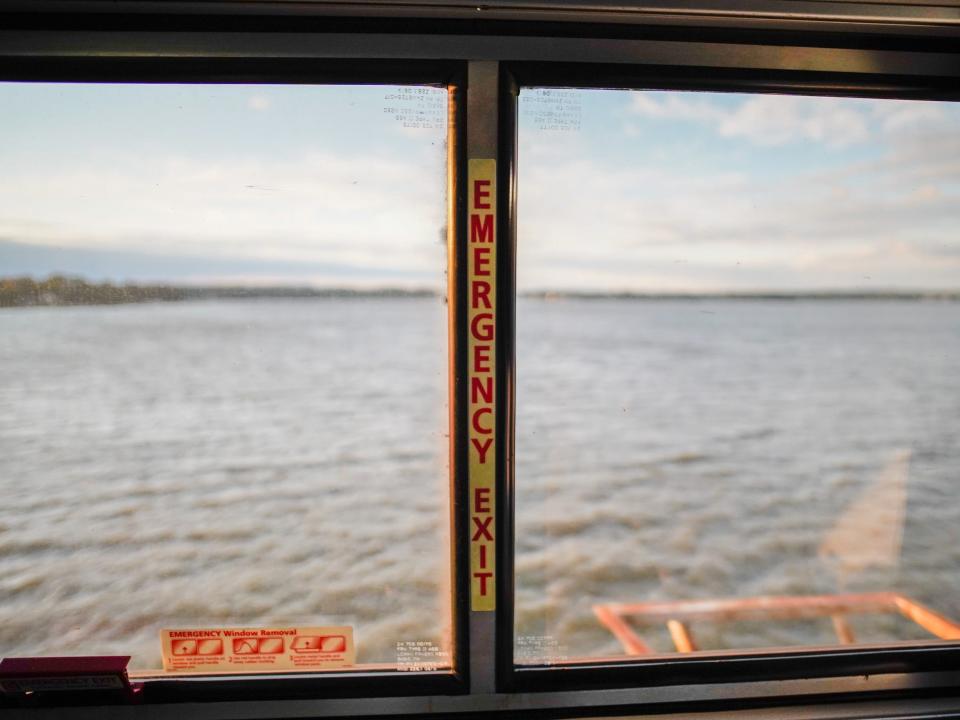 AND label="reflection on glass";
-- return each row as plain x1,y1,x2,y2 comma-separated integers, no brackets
0,83,450,671
515,89,960,663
